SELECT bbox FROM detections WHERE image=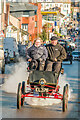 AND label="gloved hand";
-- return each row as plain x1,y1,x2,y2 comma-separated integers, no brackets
39,58,43,62
28,58,32,62
55,58,57,62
